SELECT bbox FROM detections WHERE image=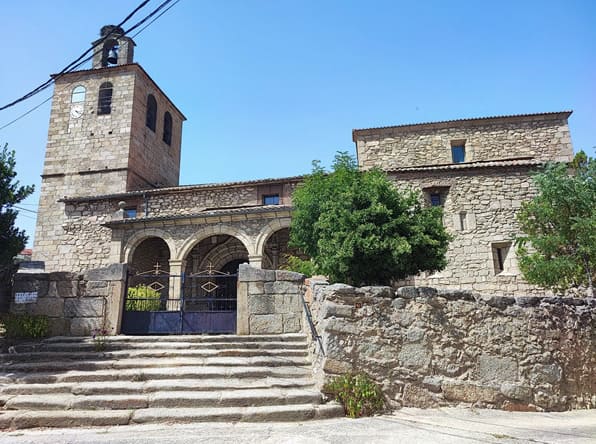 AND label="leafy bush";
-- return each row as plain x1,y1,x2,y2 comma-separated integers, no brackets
2,313,49,339
516,152,595,295
290,152,451,285
323,372,385,418
281,255,317,277
126,285,161,311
